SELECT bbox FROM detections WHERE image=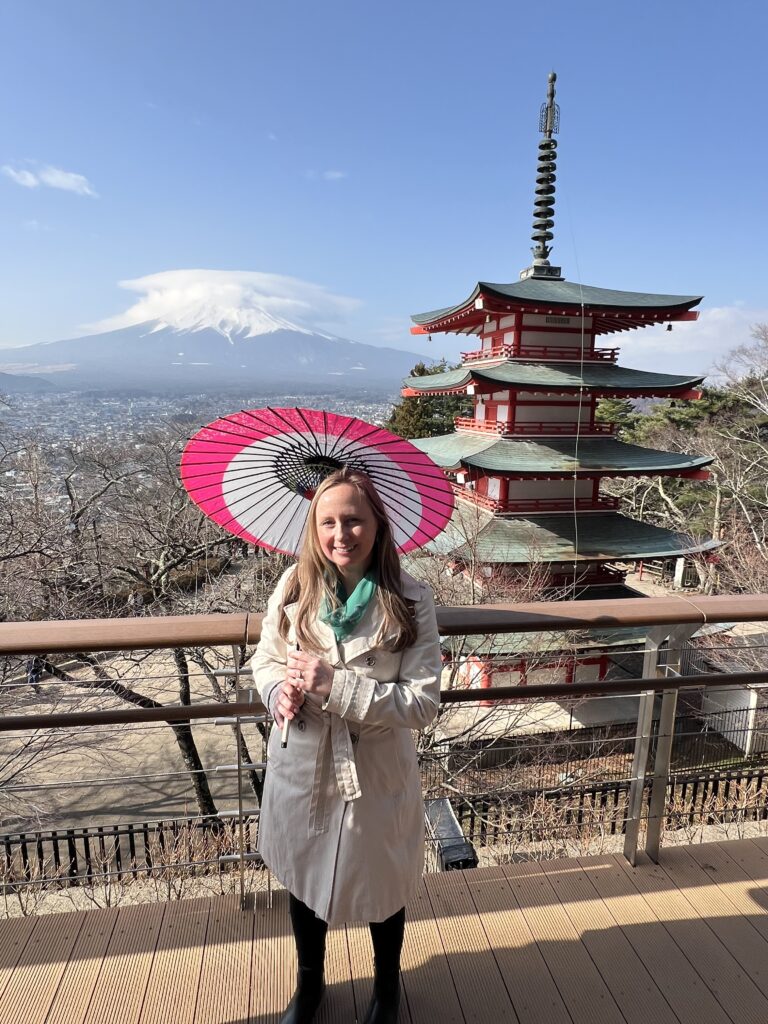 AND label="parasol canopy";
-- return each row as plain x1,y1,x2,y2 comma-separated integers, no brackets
180,407,454,556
